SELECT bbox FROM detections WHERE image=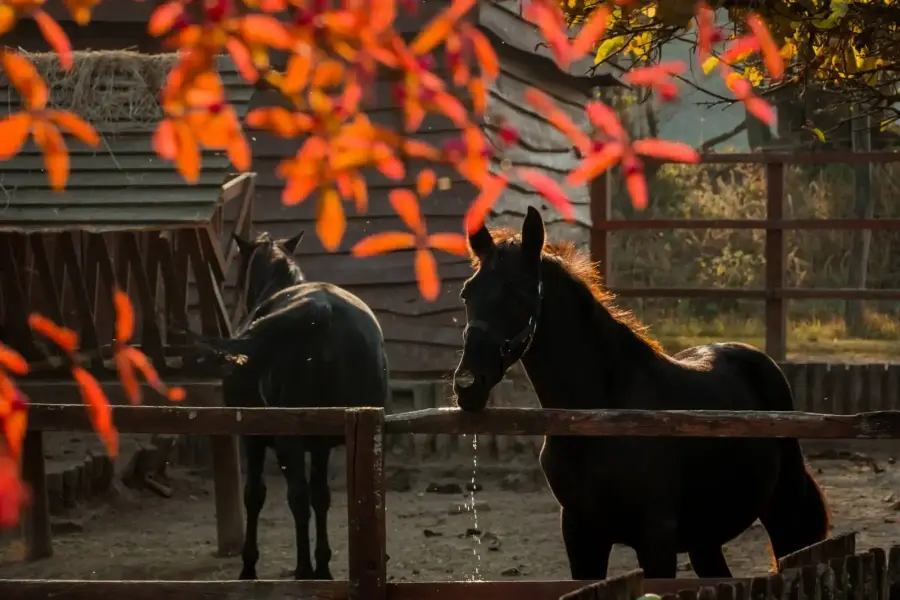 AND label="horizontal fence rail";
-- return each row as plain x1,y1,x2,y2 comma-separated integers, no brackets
589,150,900,361
23,404,900,438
